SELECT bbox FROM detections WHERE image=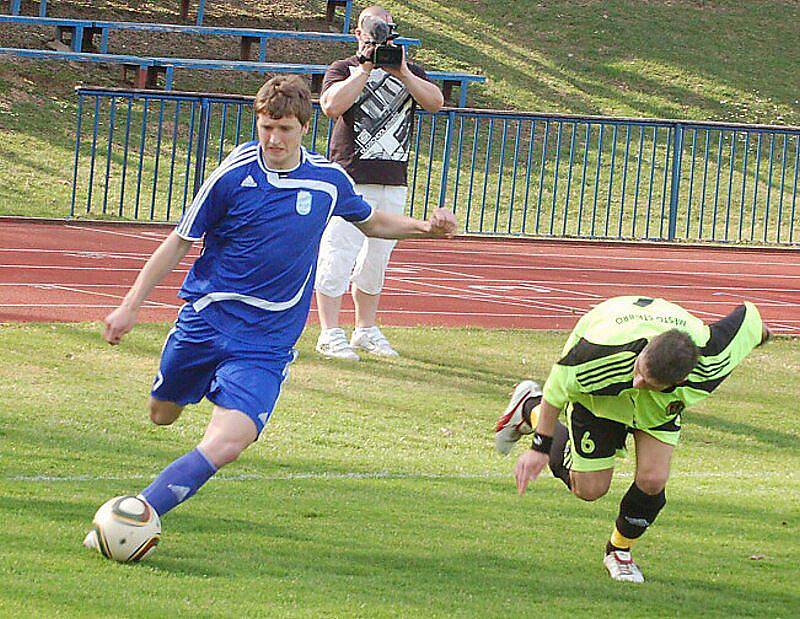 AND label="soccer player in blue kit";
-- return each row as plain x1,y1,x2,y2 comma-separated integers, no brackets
85,76,456,534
